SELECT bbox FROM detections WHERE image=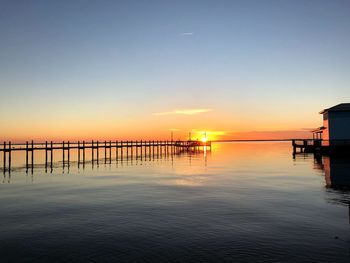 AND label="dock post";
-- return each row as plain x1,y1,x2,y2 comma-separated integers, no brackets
135,141,138,159
91,140,94,168
50,141,53,170
45,141,48,169
171,140,174,155
168,140,170,156
144,140,147,157
105,141,107,163
68,141,70,166
97,141,99,164
140,140,142,159
131,141,133,159
126,141,129,160
78,141,80,167
160,141,162,159
166,140,168,156
303,140,307,153
116,140,118,161
8,141,11,172
83,141,85,164
62,141,65,167
292,139,296,154
148,140,151,160
3,142,6,173
91,140,94,163
104,141,107,164
109,141,112,163
140,140,142,160
31,140,34,169
26,141,29,172
144,140,146,159
121,141,123,161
